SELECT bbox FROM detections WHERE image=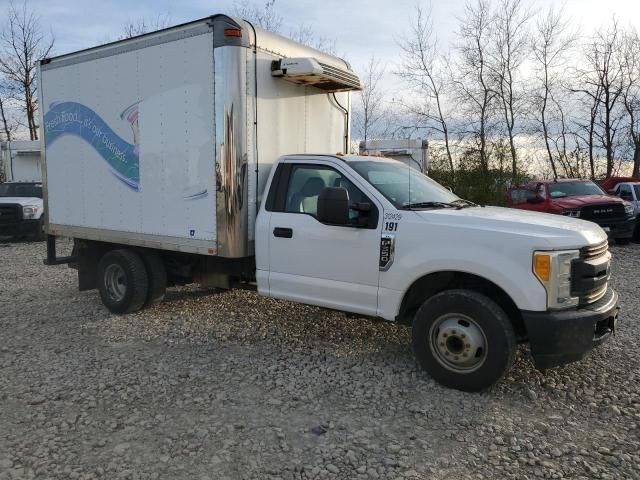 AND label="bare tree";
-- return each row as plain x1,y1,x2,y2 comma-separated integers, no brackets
453,0,496,172
397,4,455,176
120,13,172,39
572,20,627,177
621,28,640,177
0,0,54,140
531,5,576,178
231,1,337,54
233,0,283,33
353,56,386,143
0,79,17,141
289,24,336,55
489,0,533,181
